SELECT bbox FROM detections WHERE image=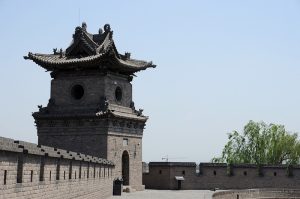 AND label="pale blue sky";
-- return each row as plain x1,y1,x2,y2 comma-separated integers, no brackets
0,0,300,162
